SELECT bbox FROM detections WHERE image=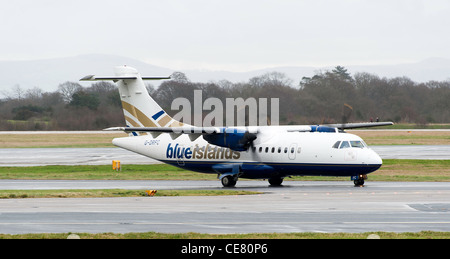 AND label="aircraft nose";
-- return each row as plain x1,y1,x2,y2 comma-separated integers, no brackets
362,149,383,173
369,149,383,166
